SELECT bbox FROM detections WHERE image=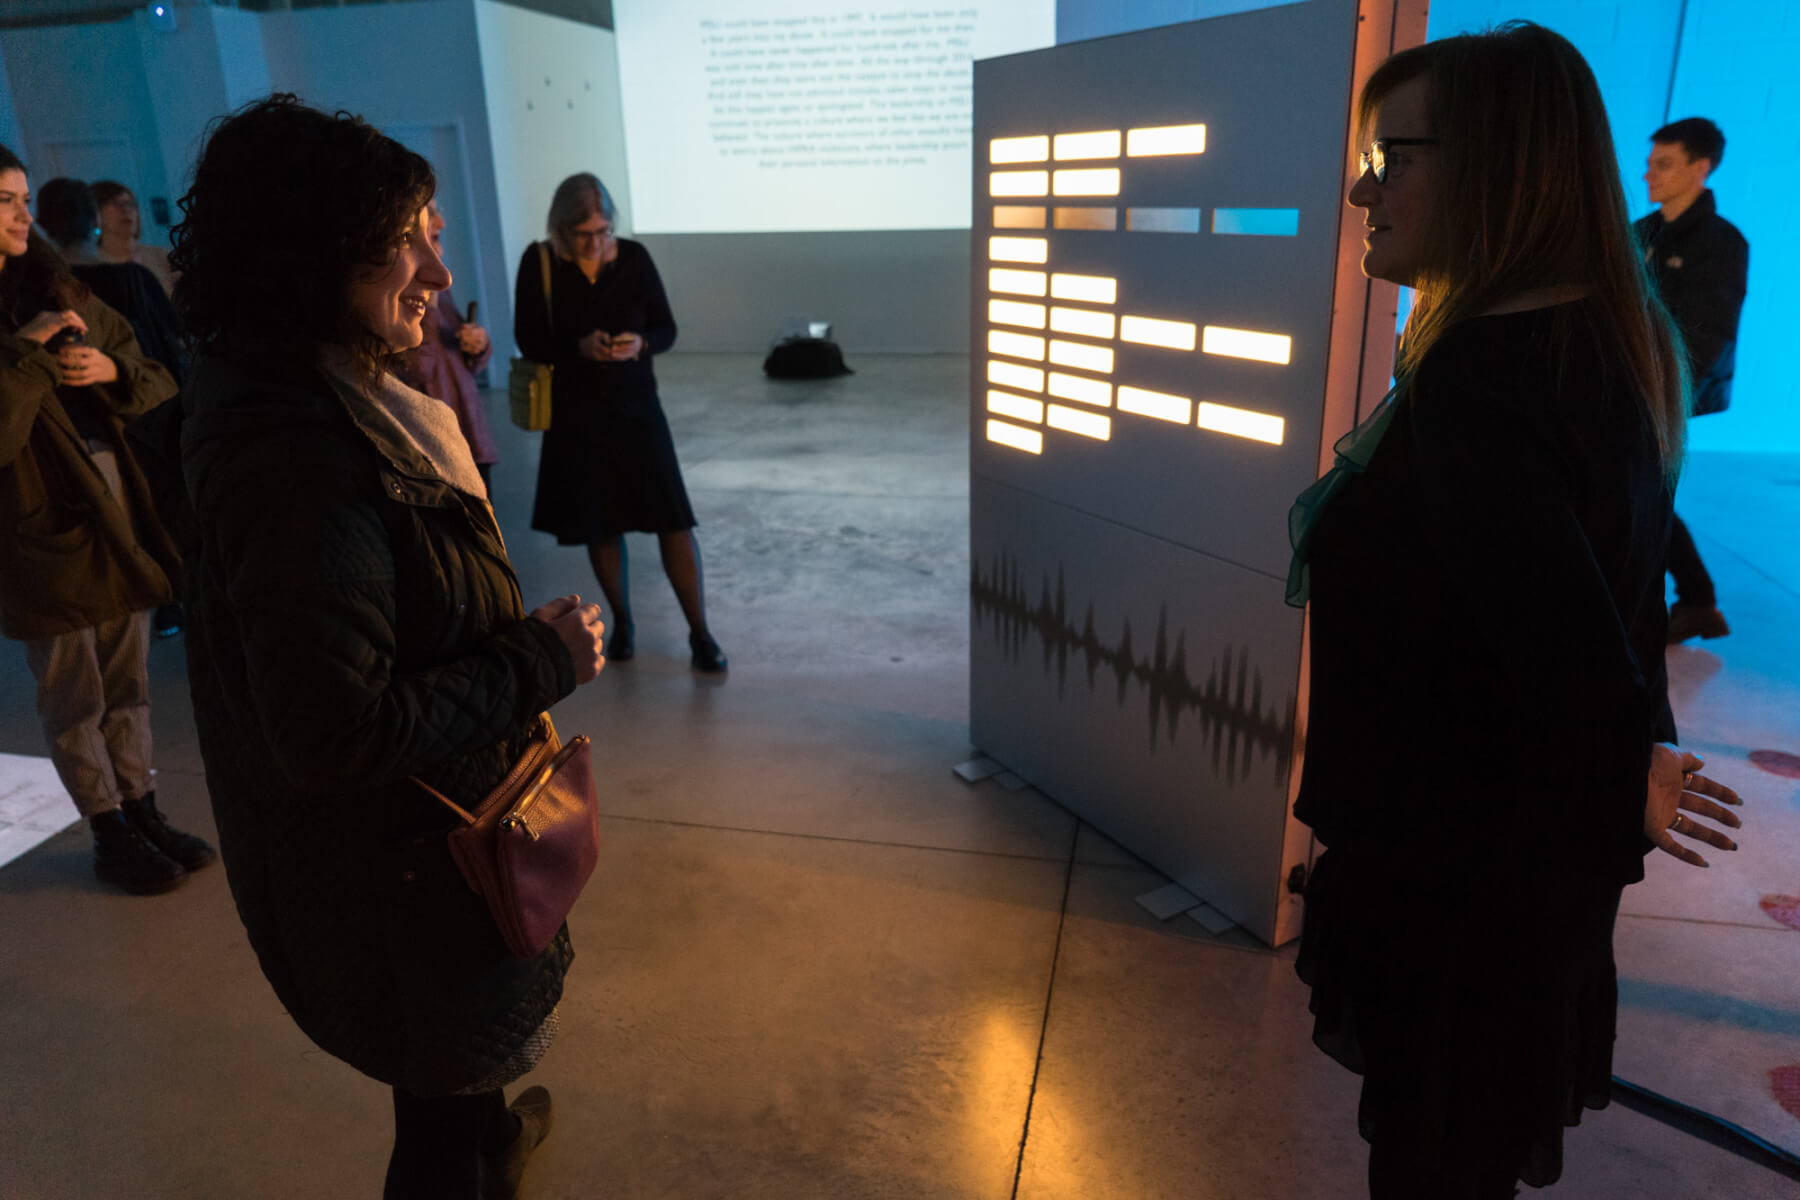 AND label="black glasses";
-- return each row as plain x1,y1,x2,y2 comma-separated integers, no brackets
1359,138,1439,184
